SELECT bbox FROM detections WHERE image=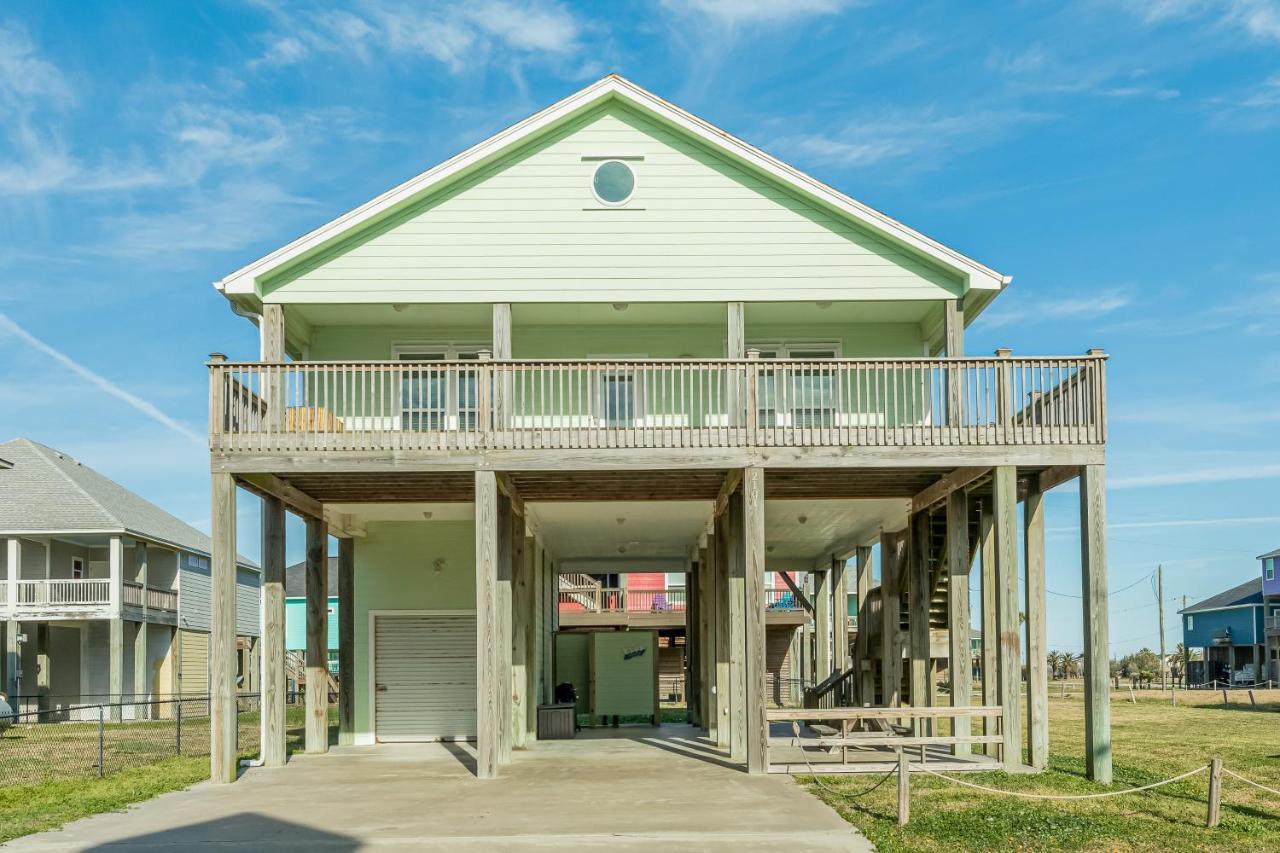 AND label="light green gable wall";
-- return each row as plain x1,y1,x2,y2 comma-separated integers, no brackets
263,100,963,304
353,520,475,739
